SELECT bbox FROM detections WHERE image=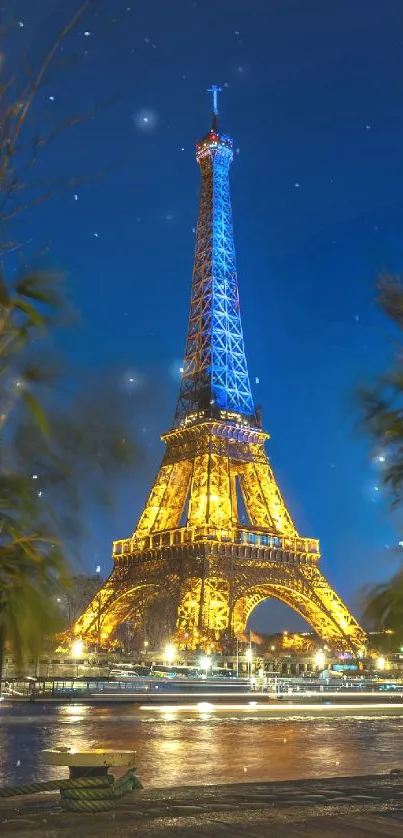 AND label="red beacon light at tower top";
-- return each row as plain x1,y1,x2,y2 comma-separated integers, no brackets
196,131,233,154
